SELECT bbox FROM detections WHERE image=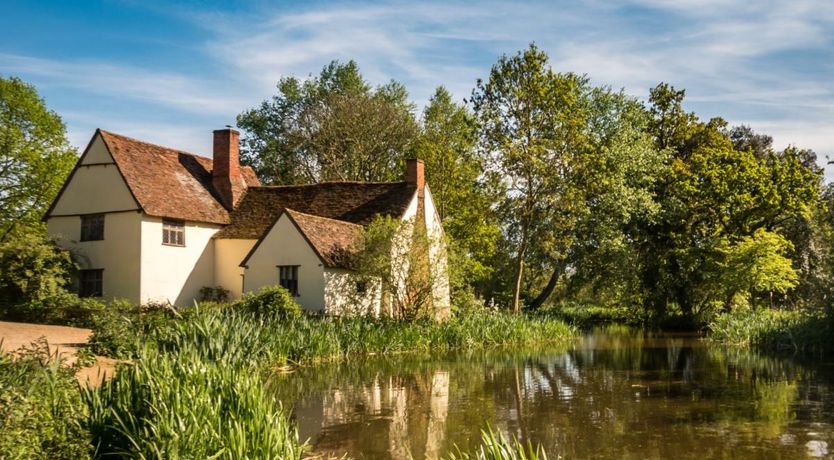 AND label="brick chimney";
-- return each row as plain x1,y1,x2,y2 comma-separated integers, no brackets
212,128,244,209
406,158,425,197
